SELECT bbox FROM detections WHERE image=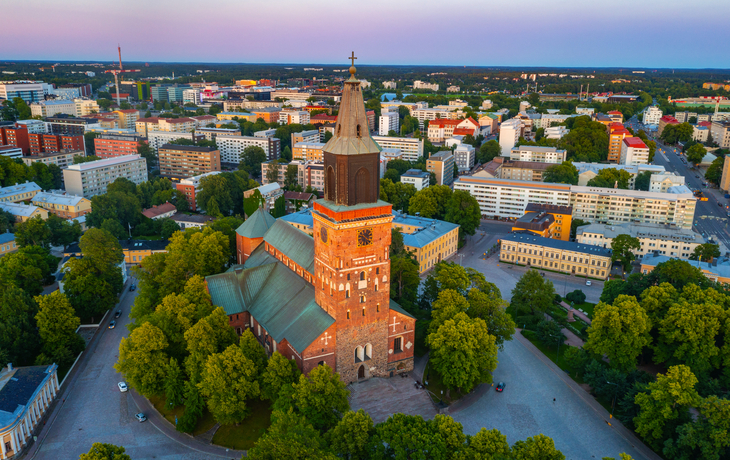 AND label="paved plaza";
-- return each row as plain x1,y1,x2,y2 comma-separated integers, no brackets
348,375,437,424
